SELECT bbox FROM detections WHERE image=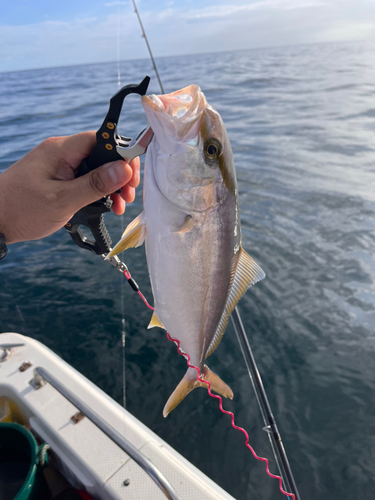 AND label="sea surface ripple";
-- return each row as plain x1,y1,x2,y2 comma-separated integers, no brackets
1,41,375,499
